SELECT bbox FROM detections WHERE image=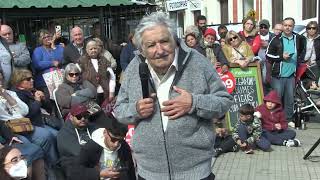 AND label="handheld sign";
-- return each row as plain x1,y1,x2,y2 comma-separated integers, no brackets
227,63,264,130
217,68,236,94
